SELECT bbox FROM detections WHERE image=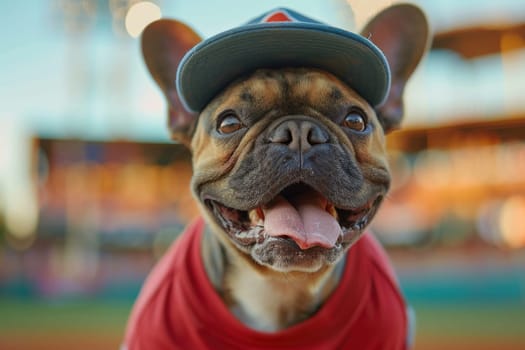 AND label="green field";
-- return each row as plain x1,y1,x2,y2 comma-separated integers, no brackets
0,298,524,350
